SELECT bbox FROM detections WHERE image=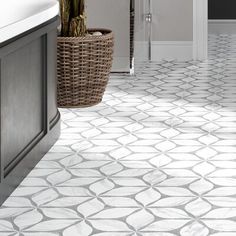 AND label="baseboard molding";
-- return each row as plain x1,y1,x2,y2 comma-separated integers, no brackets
208,20,236,34
152,41,193,61
114,41,194,70
135,41,193,61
